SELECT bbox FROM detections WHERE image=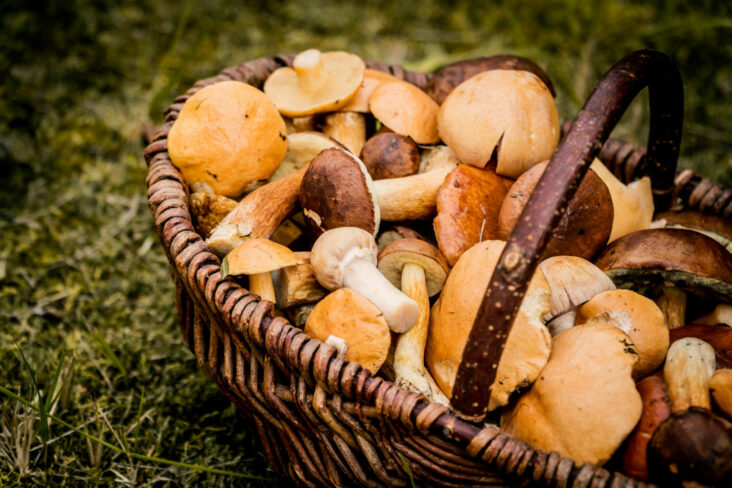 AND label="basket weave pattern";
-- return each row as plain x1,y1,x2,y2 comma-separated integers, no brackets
144,55,729,488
